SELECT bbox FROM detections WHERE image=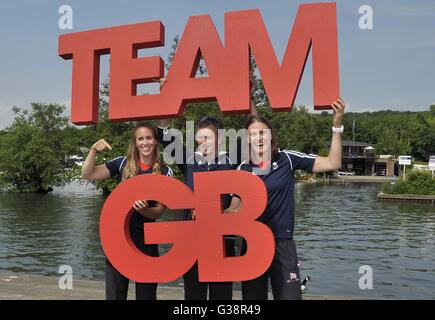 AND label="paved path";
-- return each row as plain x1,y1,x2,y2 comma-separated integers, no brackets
0,273,356,300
